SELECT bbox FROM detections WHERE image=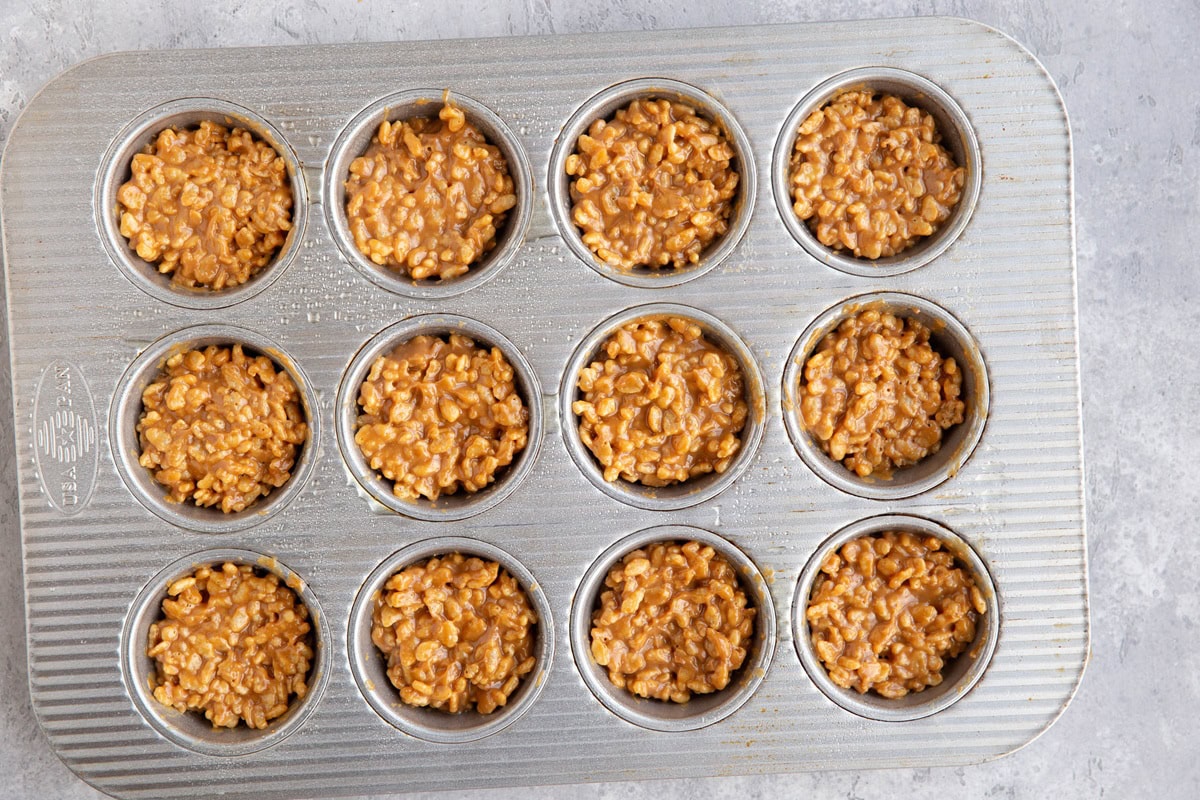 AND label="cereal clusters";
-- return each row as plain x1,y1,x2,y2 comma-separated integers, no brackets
566,98,739,270
355,334,529,502
806,531,986,698
799,308,964,478
345,103,516,280
590,540,756,703
137,344,308,512
117,121,293,289
573,317,748,487
789,91,964,259
371,554,538,714
147,562,314,729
